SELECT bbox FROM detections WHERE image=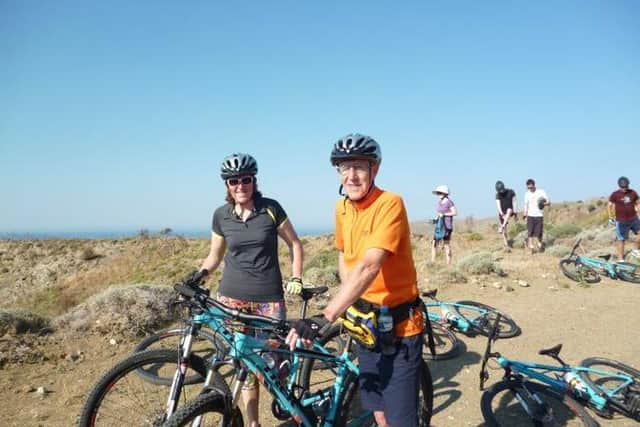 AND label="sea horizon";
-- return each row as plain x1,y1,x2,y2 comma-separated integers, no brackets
0,227,333,240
